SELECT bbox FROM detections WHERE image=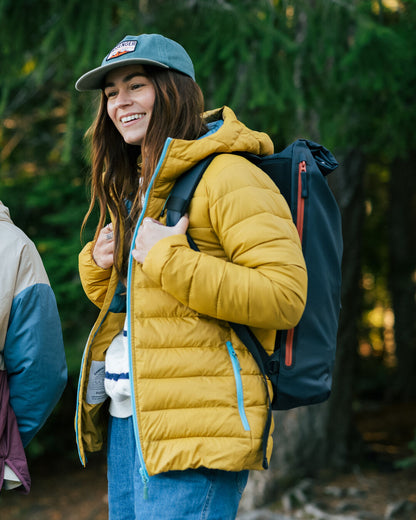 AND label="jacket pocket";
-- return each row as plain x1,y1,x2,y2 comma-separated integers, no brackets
226,341,250,431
